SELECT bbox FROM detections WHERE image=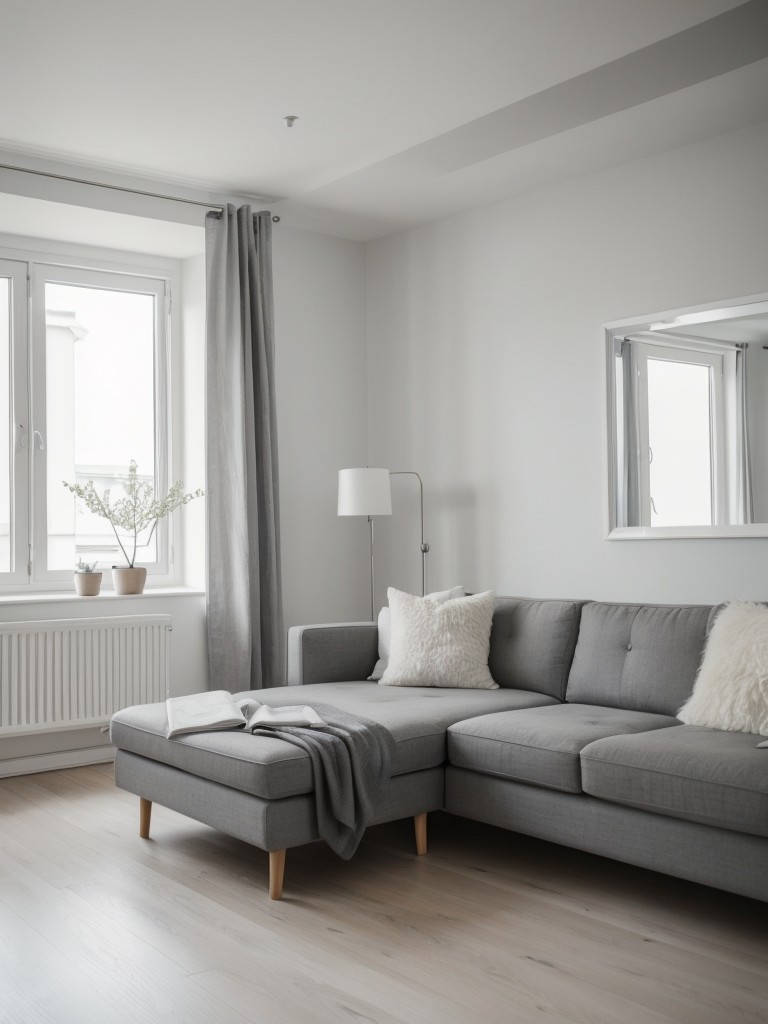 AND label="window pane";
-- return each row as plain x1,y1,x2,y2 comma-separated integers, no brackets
0,278,9,572
46,283,157,570
647,359,712,527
